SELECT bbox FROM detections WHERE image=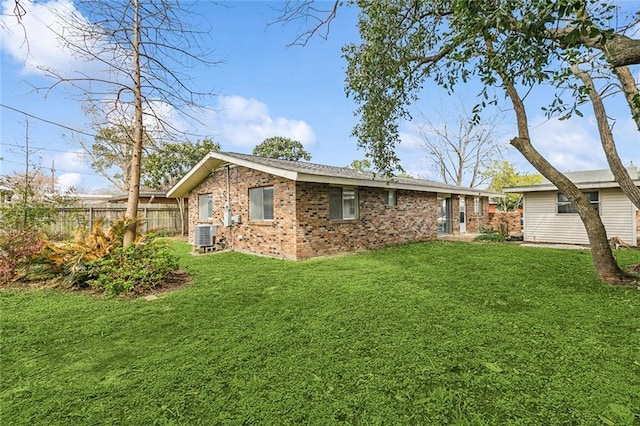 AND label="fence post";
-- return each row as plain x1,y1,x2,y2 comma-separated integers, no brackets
89,206,93,230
